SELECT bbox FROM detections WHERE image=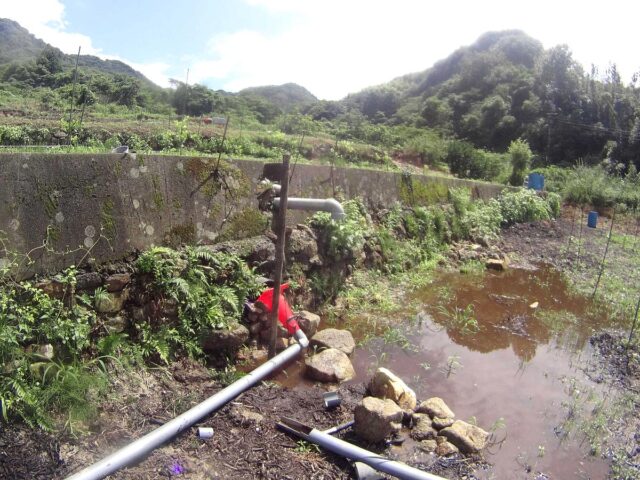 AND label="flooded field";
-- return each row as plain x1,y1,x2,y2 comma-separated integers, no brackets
275,265,620,478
